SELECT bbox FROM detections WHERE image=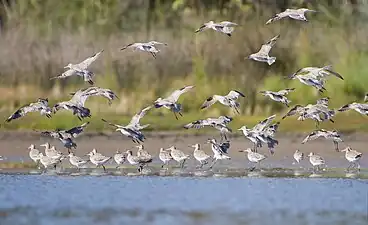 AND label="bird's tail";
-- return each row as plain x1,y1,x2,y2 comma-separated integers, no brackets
267,57,276,65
